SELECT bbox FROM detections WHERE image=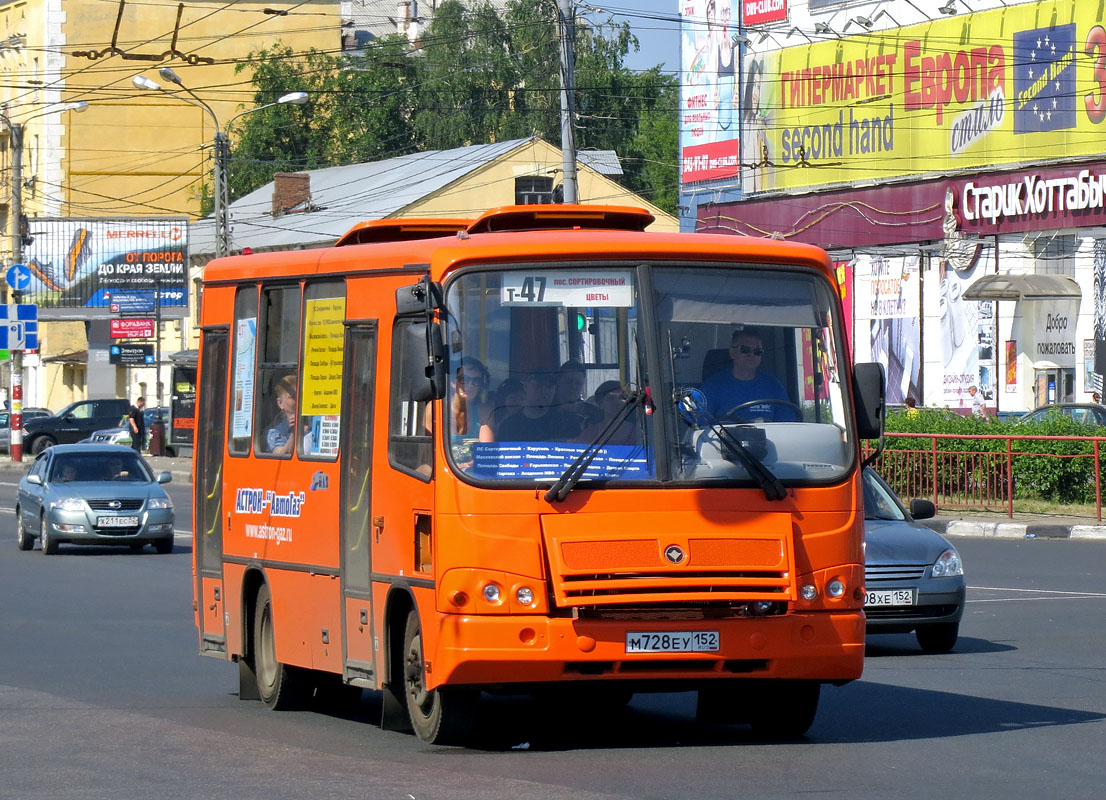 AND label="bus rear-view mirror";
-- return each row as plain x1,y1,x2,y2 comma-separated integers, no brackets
852,362,885,440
